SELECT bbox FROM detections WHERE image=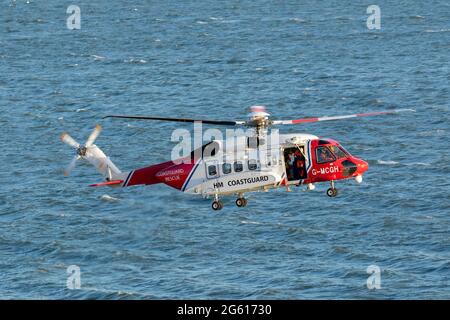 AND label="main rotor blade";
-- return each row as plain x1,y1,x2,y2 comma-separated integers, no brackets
85,124,102,147
64,155,80,176
272,109,415,125
60,133,80,149
103,115,245,126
